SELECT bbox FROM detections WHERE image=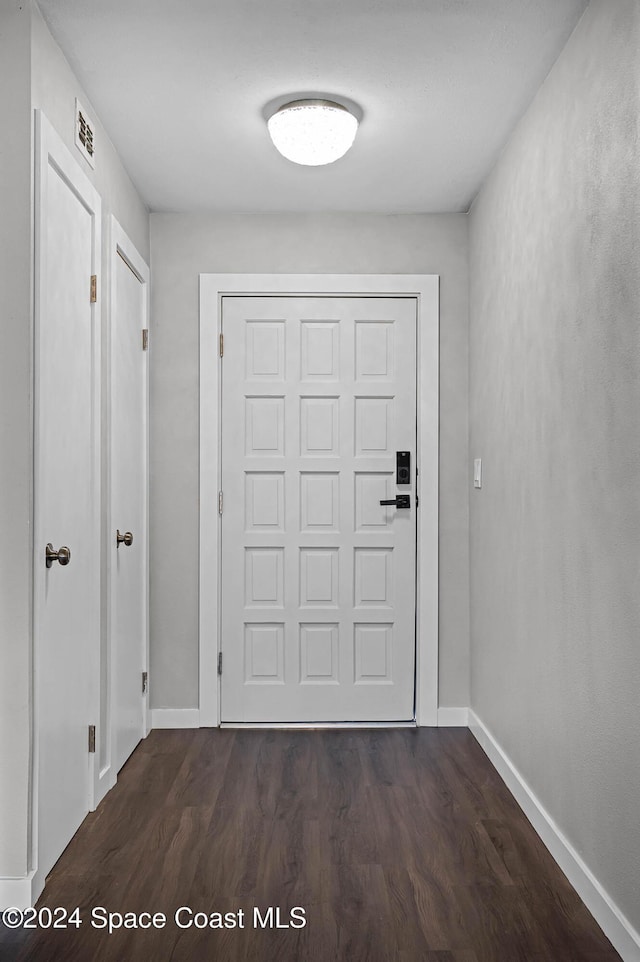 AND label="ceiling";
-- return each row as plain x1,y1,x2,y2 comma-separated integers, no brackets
36,0,588,214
